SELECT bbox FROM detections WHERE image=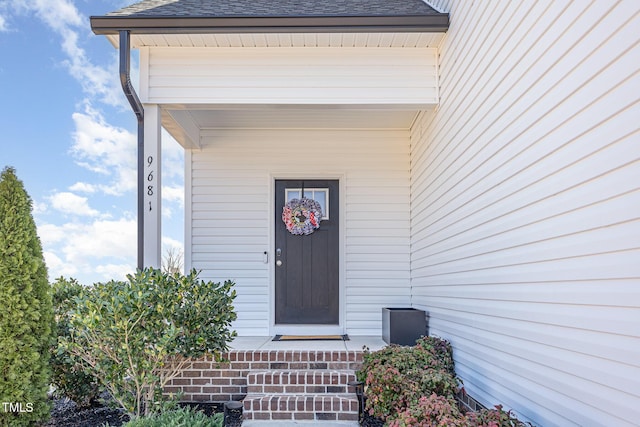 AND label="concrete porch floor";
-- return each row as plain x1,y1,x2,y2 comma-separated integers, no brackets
228,335,387,352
